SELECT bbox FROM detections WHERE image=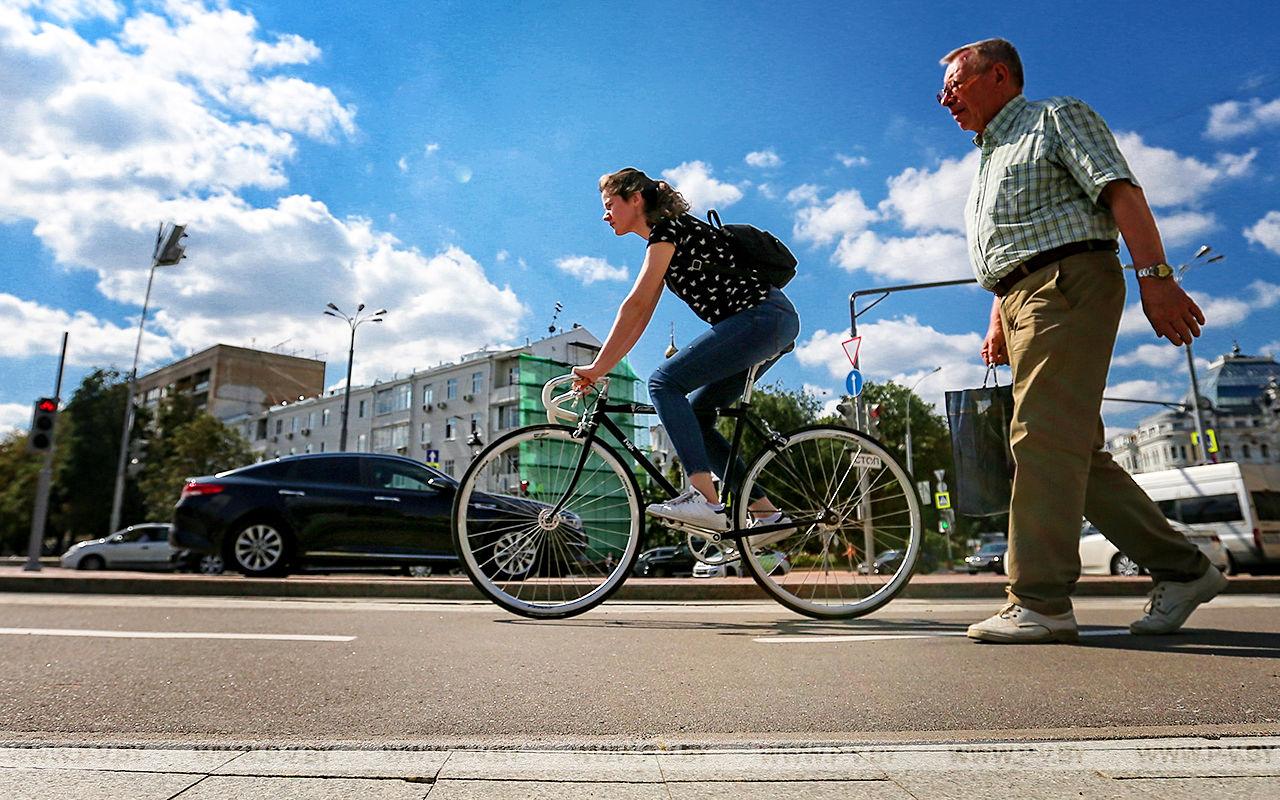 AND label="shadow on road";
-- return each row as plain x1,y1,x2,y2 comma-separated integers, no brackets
496,615,972,637
1079,628,1280,660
